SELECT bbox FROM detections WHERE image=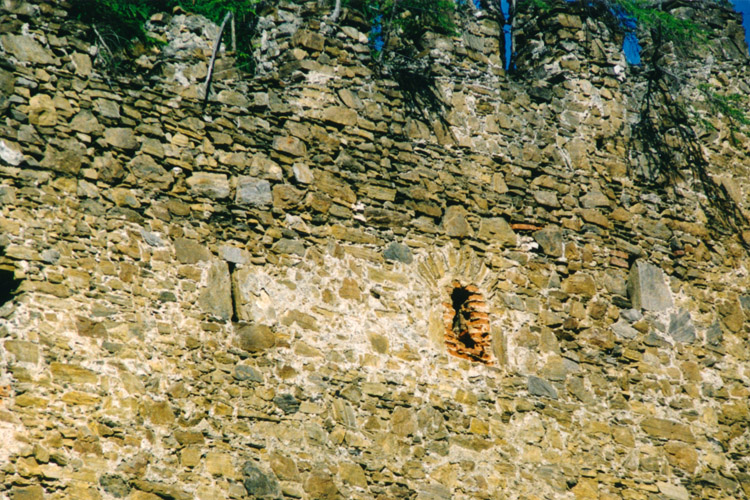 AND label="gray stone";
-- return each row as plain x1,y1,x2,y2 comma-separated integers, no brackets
442,206,473,237
533,225,563,257
528,376,558,399
273,394,300,414
0,140,23,166
198,260,232,321
668,309,696,343
234,364,263,382
99,474,131,498
41,249,60,264
237,323,276,352
174,238,211,264
1,34,57,64
478,217,516,246
187,172,230,200
628,260,673,312
128,155,173,189
220,245,249,265
383,242,413,264
236,176,272,207
271,238,306,256
739,295,750,314
242,462,281,499
611,319,639,339
140,229,165,247
620,309,643,322
706,320,722,346
104,127,137,150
